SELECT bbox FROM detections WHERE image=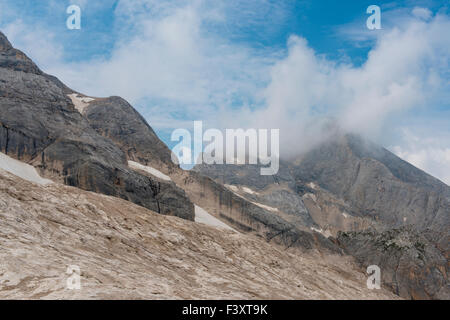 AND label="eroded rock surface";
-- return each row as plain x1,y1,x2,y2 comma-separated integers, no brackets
338,227,449,299
0,169,399,299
